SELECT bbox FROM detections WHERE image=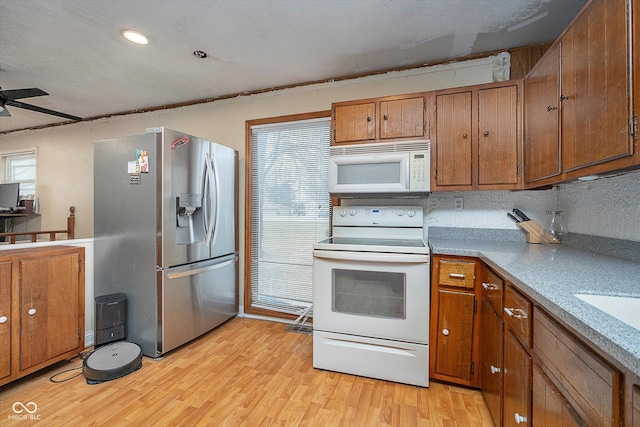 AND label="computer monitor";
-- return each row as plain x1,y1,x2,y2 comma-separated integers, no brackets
0,183,20,212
